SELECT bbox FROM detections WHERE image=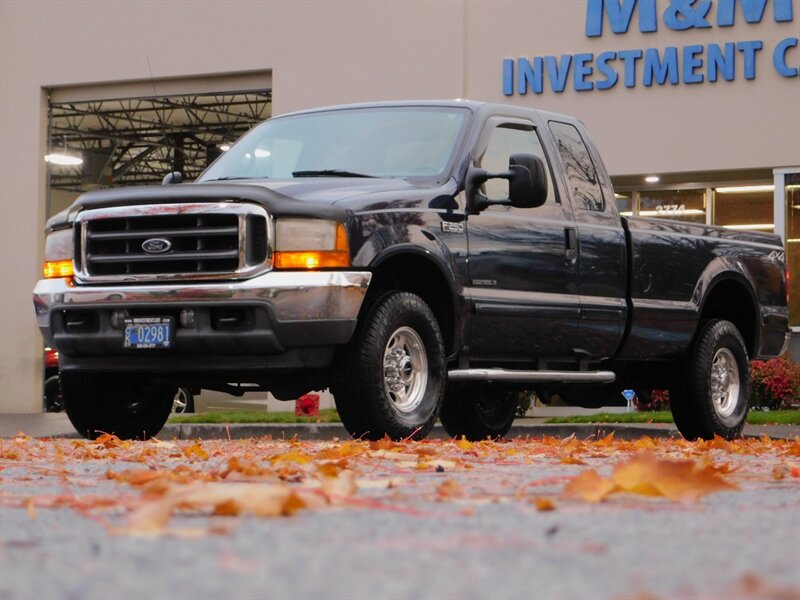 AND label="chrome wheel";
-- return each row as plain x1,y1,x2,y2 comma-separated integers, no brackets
710,348,740,418
383,326,428,413
172,387,190,413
